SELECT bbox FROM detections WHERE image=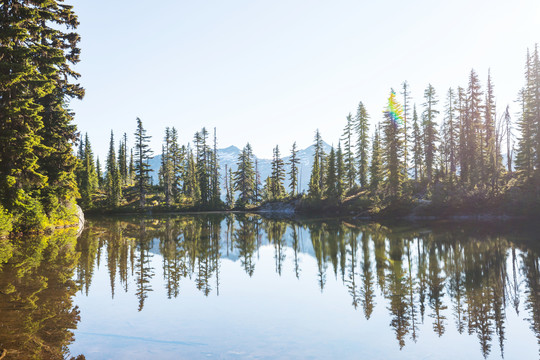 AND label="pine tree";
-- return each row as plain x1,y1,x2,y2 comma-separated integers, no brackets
184,147,200,202
442,88,459,184
96,156,103,189
466,69,484,185
401,81,412,180
0,0,82,226
288,142,300,196
356,102,370,188
531,45,540,178
336,143,345,200
422,84,439,185
370,125,383,192
270,145,286,199
325,147,338,199
485,70,498,189
106,131,122,207
160,127,173,206
412,105,423,182
226,167,235,206
457,86,469,183
118,133,128,185
210,128,221,207
383,90,404,197
34,1,84,217
134,117,153,207
169,128,184,202
309,130,325,198
80,133,98,207
342,113,356,190
234,143,256,205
